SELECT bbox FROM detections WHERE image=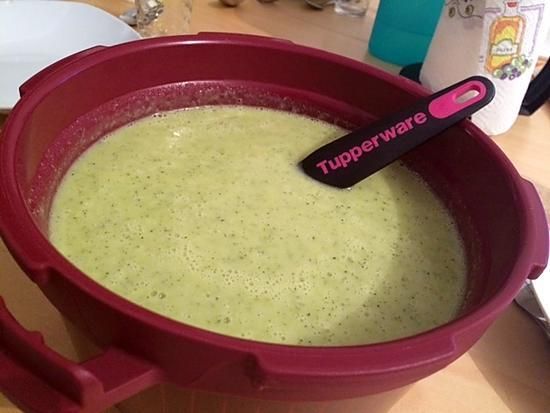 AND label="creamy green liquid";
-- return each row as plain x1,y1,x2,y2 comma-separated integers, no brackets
49,106,466,346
